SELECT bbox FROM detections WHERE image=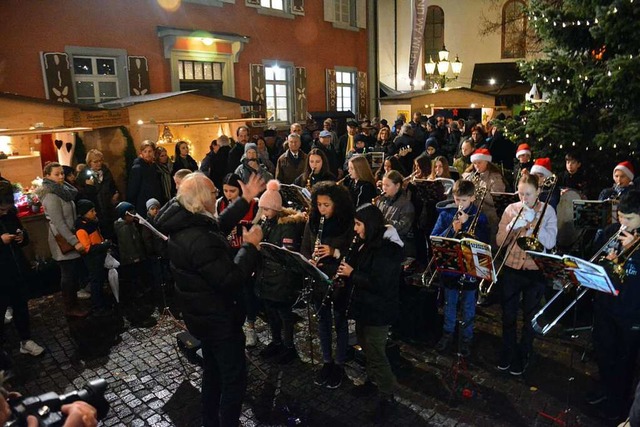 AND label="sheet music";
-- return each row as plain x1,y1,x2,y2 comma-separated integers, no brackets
126,212,168,241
